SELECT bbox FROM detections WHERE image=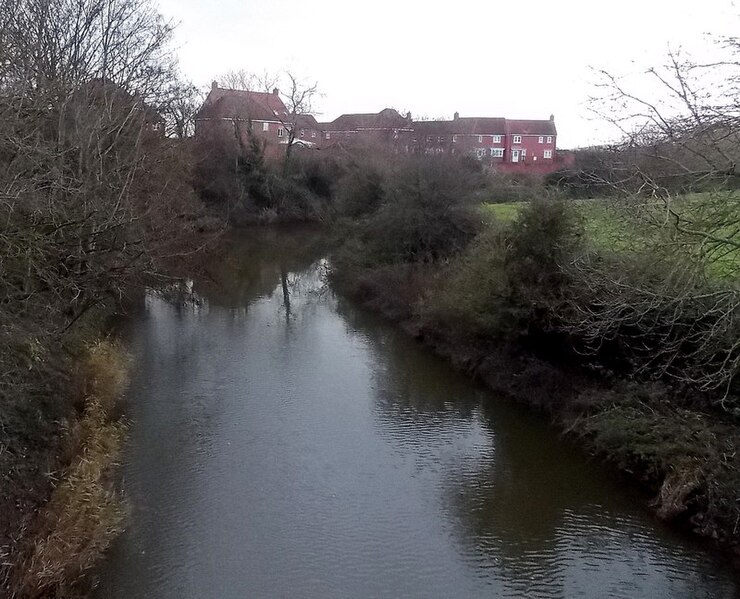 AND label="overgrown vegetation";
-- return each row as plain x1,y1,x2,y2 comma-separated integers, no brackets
328,157,740,560
12,341,129,599
0,0,208,594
